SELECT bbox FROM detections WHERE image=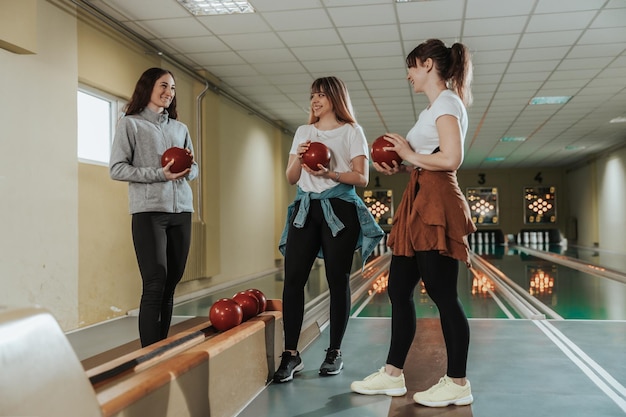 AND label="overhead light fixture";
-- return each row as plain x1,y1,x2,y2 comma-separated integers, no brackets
529,96,571,105
565,145,586,151
177,0,255,15
500,136,526,142
485,157,505,161
609,116,626,123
